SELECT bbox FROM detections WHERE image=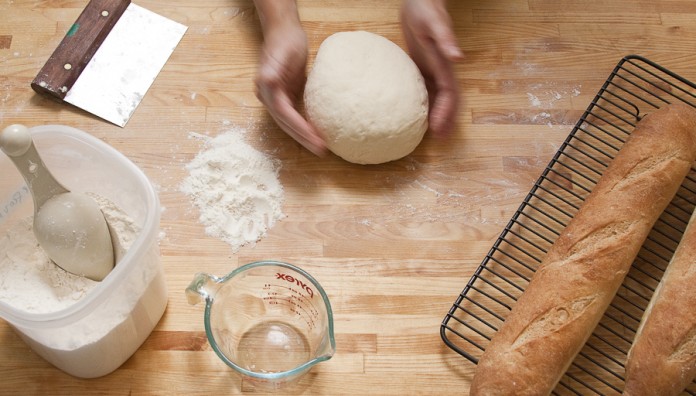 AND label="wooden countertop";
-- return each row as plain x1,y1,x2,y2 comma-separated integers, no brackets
2,0,696,394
